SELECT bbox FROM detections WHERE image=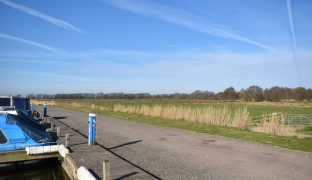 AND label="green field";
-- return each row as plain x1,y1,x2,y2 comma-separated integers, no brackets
44,99,312,114
47,99,312,124
35,99,312,152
